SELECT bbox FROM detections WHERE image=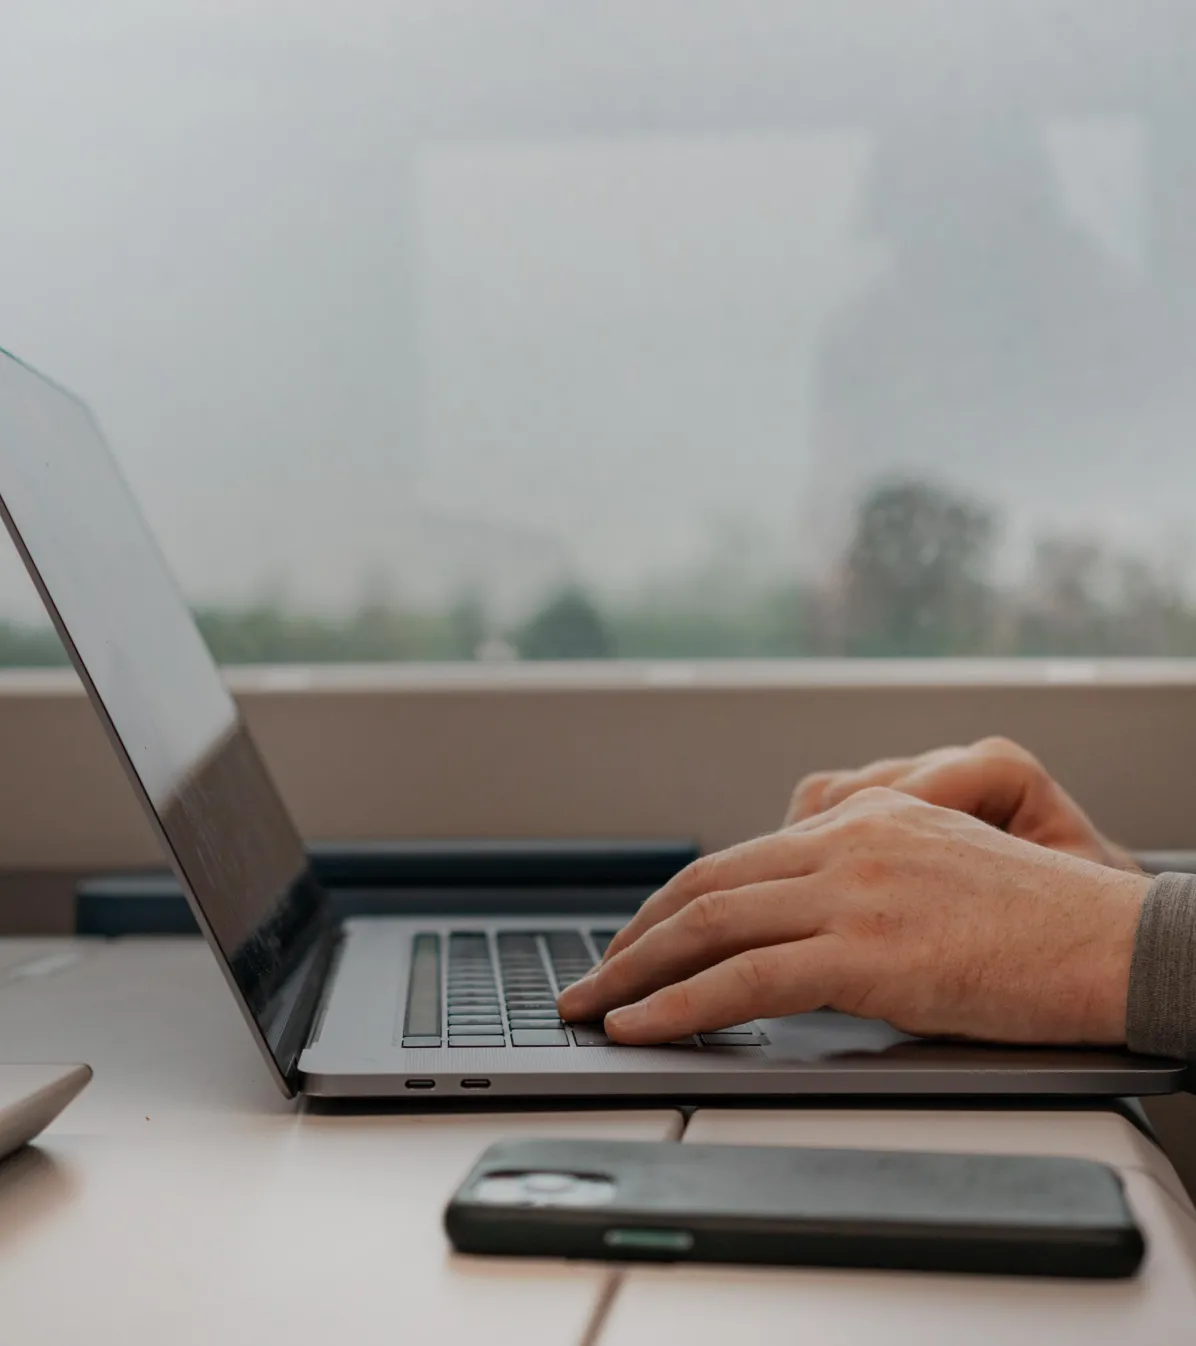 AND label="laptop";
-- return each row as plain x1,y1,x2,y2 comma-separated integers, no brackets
0,348,1184,1102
